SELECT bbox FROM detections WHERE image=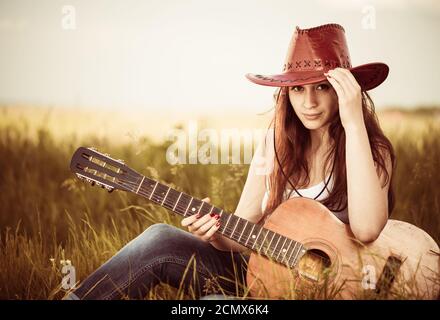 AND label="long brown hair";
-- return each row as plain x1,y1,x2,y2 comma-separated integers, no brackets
262,86,396,221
